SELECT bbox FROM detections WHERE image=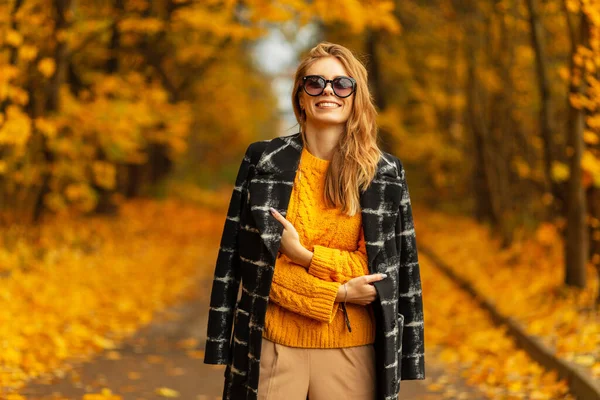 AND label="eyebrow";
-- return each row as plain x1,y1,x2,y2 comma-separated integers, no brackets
309,74,349,79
